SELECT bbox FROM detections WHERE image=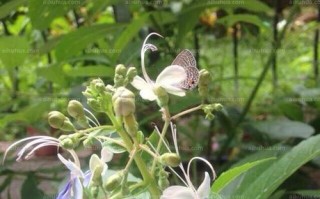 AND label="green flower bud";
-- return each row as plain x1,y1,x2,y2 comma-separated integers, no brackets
154,86,169,107
60,118,76,132
112,87,135,117
48,111,66,129
83,136,95,148
48,111,75,131
214,103,223,111
67,100,89,128
59,136,75,149
198,69,211,98
123,114,138,137
103,171,124,192
125,67,137,84
160,153,181,167
114,64,127,87
158,177,170,190
87,98,102,112
115,64,127,76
